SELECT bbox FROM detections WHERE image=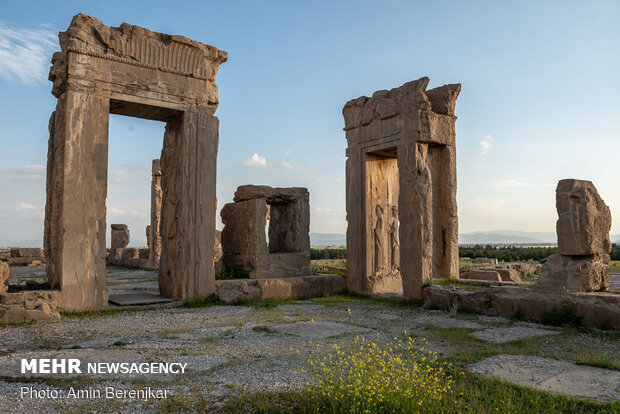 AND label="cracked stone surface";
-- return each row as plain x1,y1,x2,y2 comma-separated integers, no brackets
469,326,561,343
470,355,620,402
